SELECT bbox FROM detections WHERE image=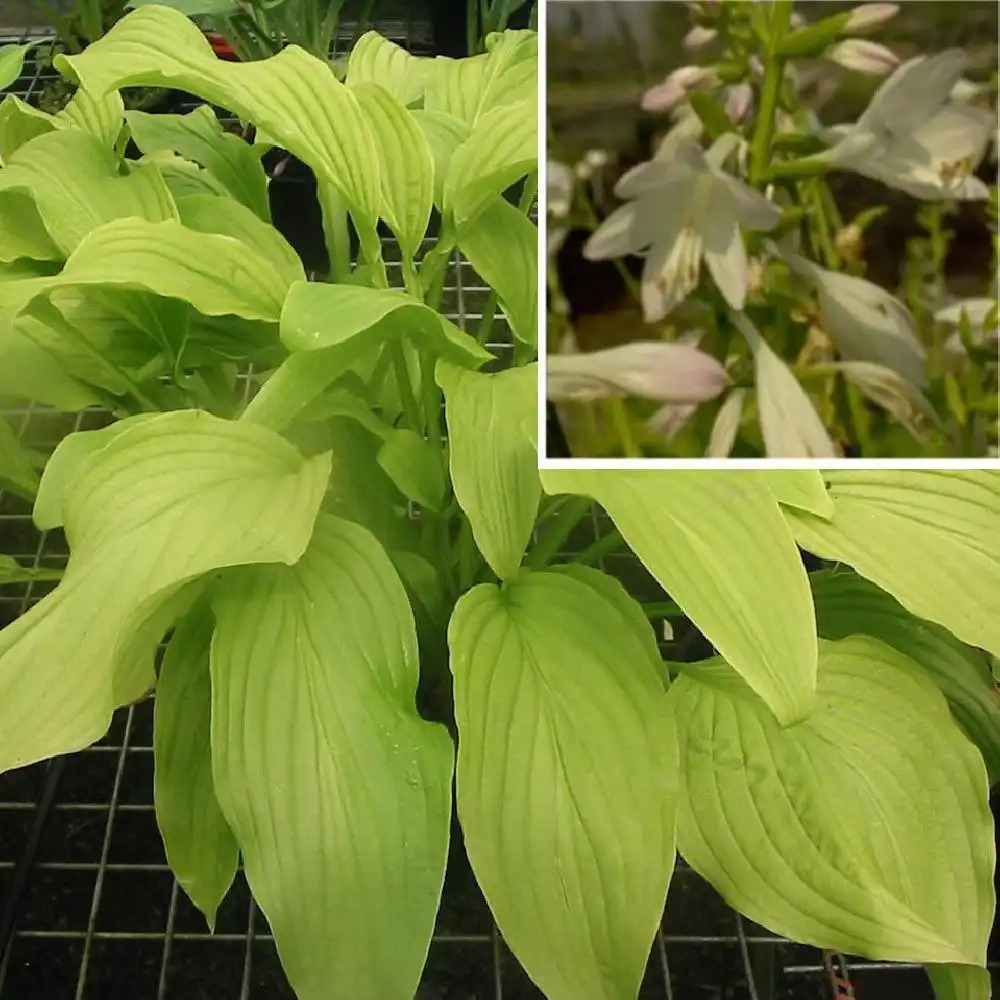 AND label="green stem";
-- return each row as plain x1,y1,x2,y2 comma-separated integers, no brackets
749,54,785,186
641,601,686,619
318,182,352,283
391,341,423,432
466,0,478,54
476,291,498,345
419,348,444,448
570,528,624,566
523,496,593,570
608,398,641,458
